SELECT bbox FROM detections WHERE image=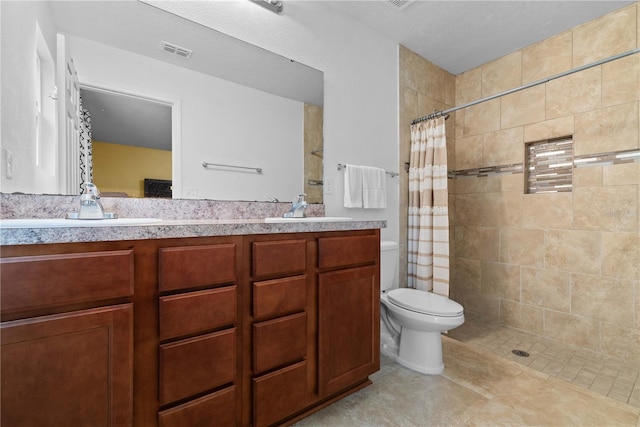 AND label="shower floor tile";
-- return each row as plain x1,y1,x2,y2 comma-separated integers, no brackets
293,336,639,426
447,313,640,409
